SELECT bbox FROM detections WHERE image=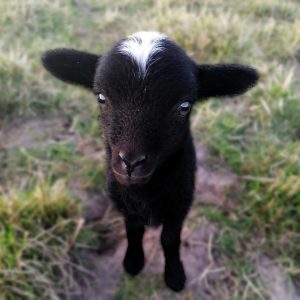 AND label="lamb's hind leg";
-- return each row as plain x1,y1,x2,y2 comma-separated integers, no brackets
161,218,186,292
123,217,145,275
